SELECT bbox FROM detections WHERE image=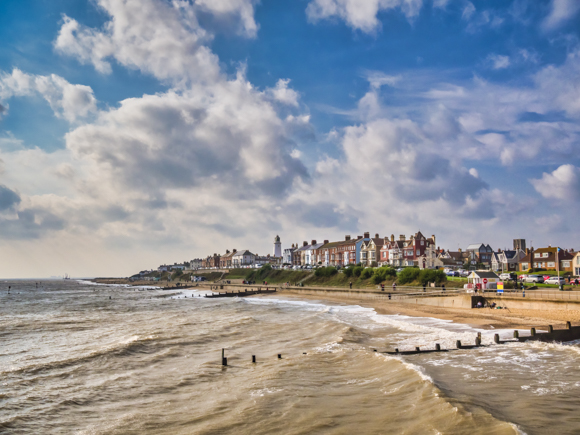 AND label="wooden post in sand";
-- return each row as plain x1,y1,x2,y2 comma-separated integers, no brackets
548,325,553,333
278,354,282,359
514,330,519,338
456,340,462,349
494,334,500,344
415,347,420,352
252,355,256,363
435,343,441,351
566,321,572,329
530,327,536,336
